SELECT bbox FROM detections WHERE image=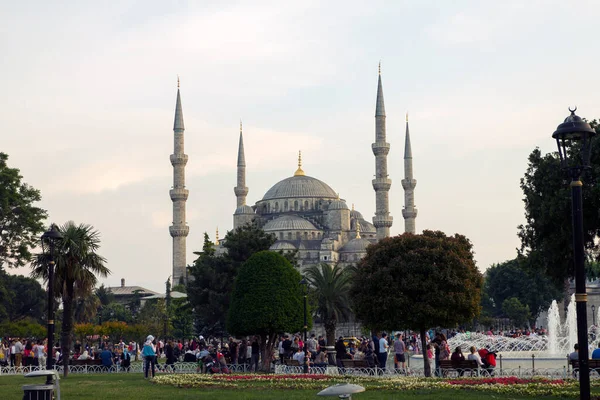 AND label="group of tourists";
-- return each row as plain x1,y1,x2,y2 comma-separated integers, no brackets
0,338,55,369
